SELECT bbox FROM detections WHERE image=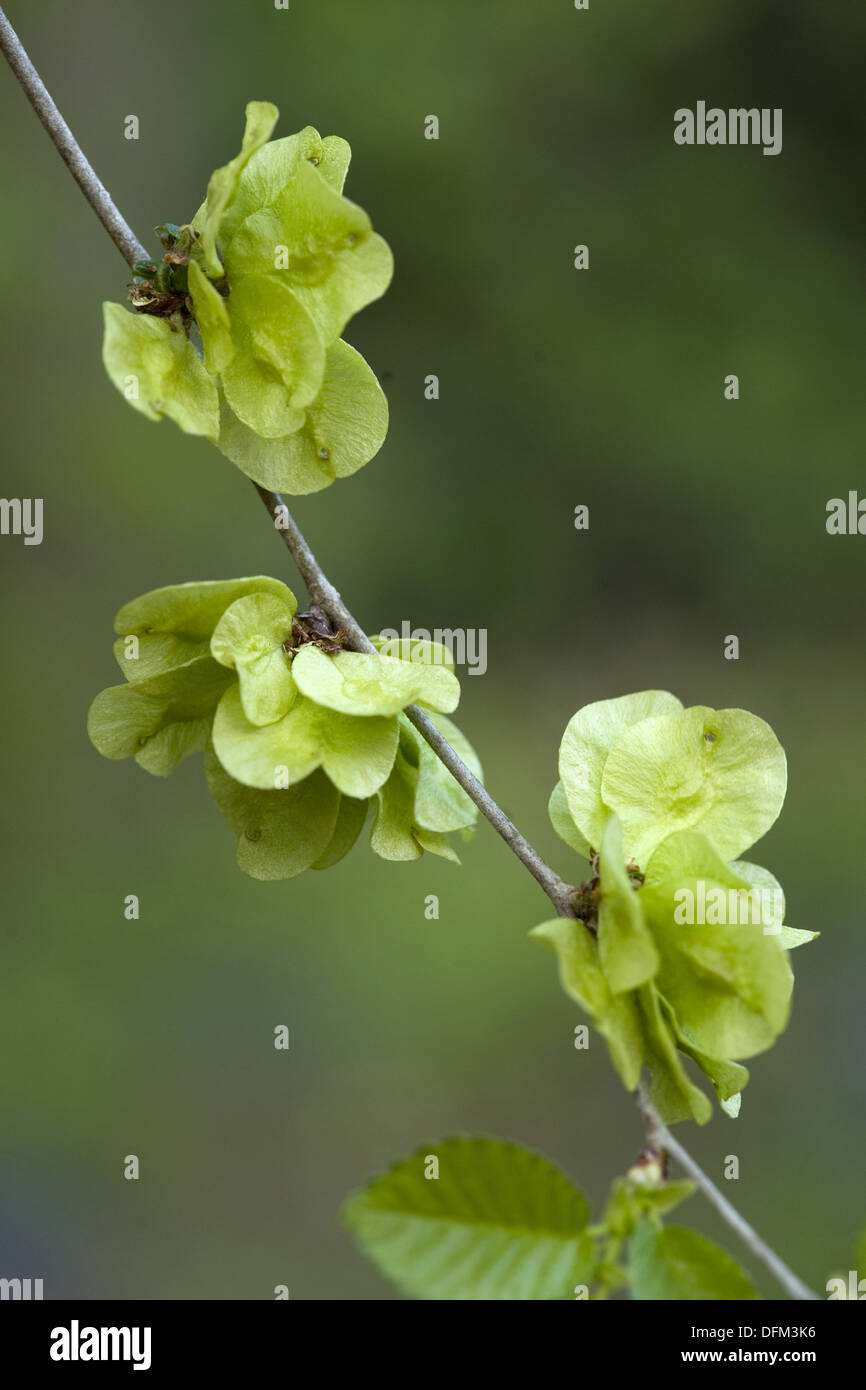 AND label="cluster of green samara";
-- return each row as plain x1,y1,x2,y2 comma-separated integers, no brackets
102,102,392,495
87,577,482,879
94,102,815,1136
533,692,816,1124
82,90,821,1299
